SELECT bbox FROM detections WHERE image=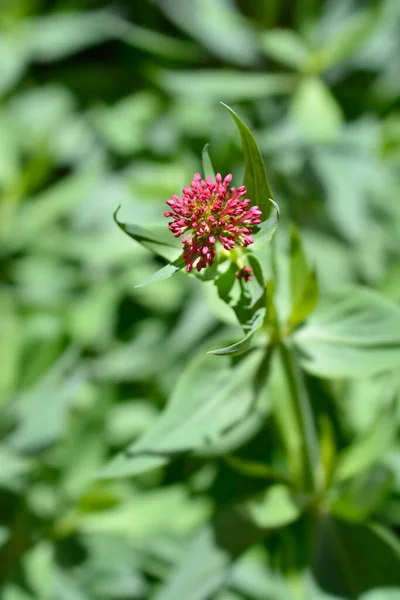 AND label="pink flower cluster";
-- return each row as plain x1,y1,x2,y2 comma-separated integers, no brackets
164,173,262,272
